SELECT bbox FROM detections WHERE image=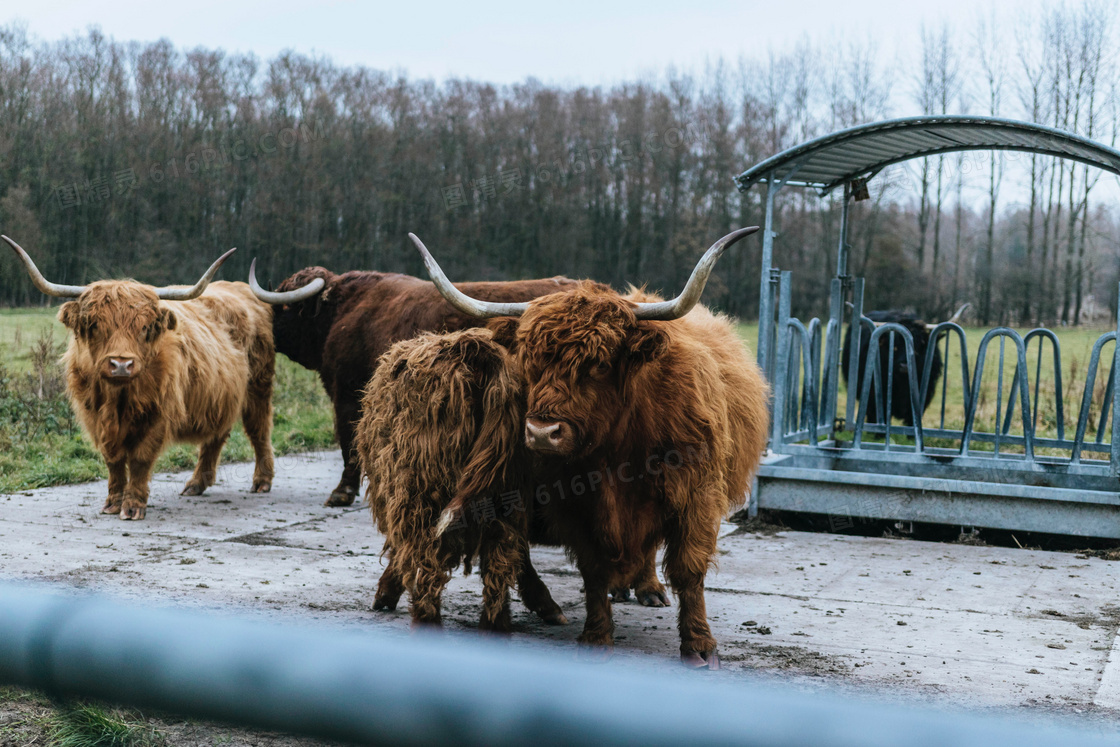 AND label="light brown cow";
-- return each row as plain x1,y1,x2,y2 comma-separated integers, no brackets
6,237,275,520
